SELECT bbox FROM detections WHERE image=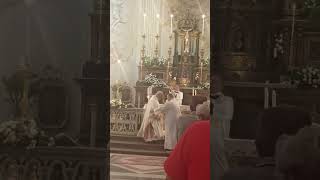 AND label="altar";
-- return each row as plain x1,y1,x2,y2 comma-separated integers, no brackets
110,10,210,138
134,10,210,108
